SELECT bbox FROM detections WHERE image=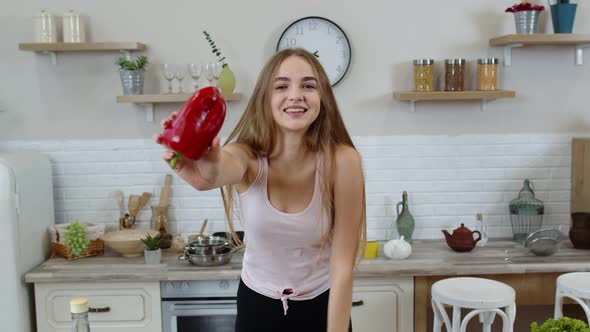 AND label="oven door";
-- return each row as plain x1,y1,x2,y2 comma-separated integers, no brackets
162,299,237,332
